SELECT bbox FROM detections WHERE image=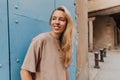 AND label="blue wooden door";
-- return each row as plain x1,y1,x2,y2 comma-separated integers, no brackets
56,1,76,80
0,0,9,80
8,0,54,80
